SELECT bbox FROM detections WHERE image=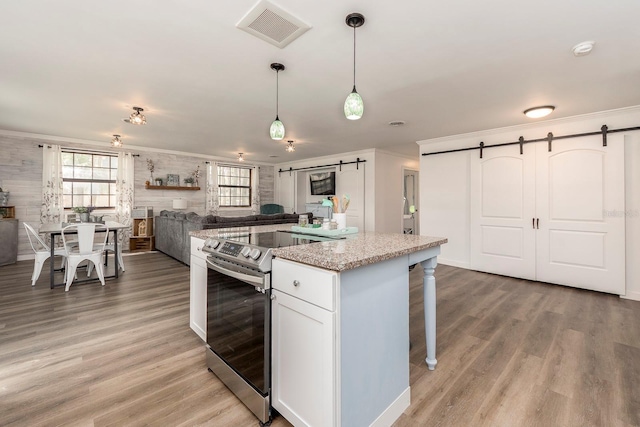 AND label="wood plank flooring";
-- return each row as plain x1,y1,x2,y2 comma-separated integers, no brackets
1,254,639,426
